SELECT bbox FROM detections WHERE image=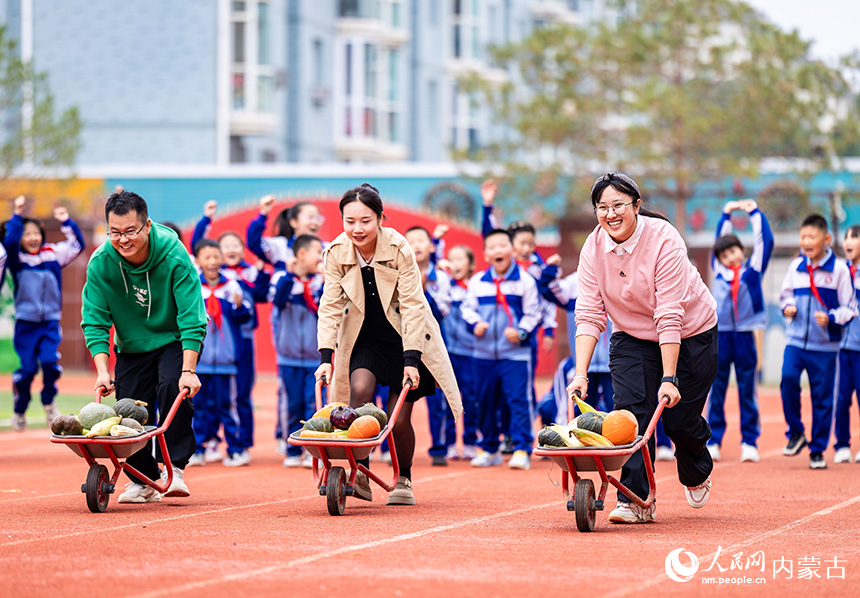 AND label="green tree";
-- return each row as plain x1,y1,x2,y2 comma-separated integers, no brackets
0,24,81,177
463,0,860,233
